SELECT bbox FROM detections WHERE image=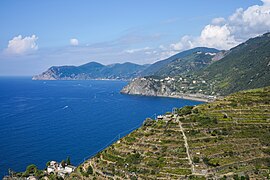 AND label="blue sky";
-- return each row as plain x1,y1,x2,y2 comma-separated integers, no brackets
0,0,269,75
